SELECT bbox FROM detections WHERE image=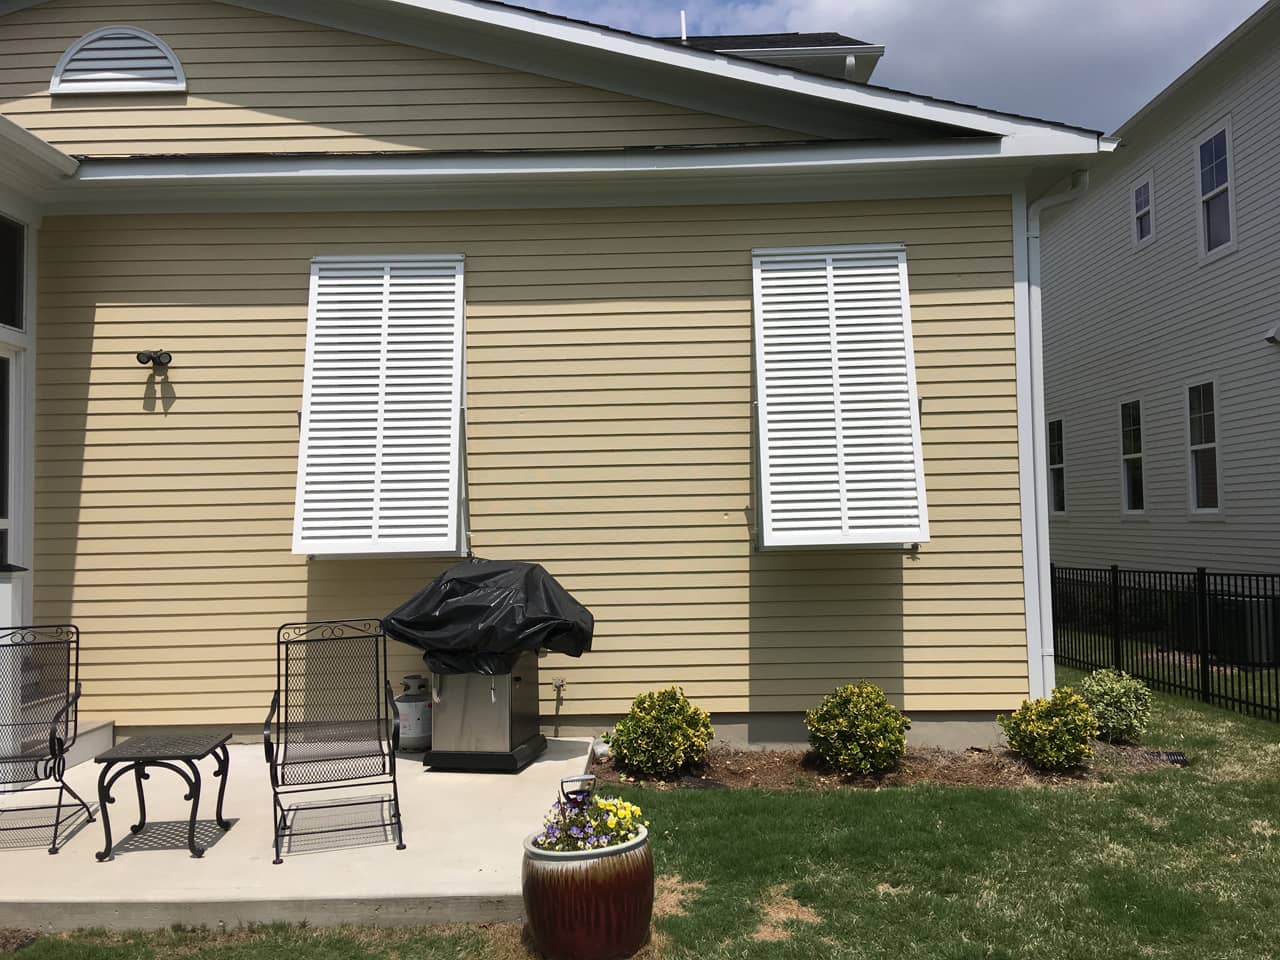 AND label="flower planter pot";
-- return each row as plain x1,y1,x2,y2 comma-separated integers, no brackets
522,825,653,960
